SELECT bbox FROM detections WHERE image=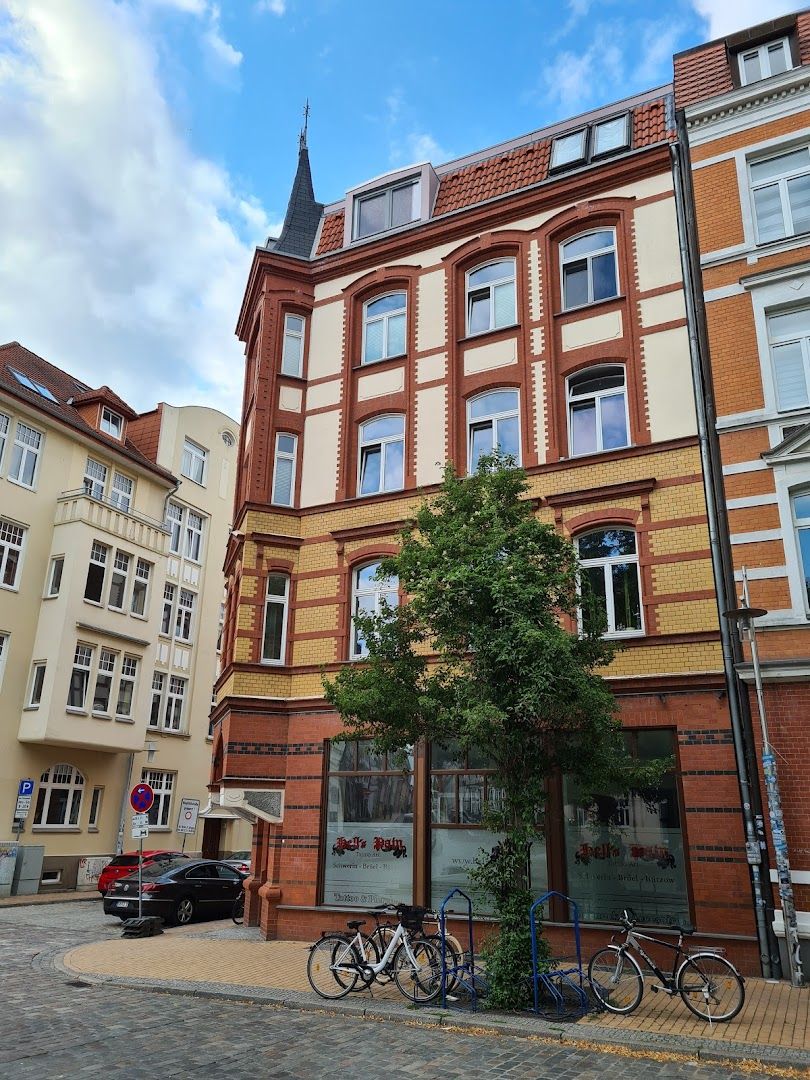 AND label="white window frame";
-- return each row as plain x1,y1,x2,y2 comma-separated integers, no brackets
181,438,207,485
131,558,151,617
353,178,420,240
466,389,521,473
281,313,305,378
116,656,138,719
8,421,43,489
166,501,183,554
362,292,407,364
185,511,204,562
92,648,117,715
272,433,298,507
350,561,399,660
27,662,46,708
0,519,26,591
88,786,104,828
261,573,290,665
0,632,8,693
33,764,84,829
750,146,810,245
67,643,94,711
567,366,630,456
161,583,176,637
0,412,9,469
175,588,195,643
164,675,186,731
84,457,107,500
108,550,131,611
358,415,405,496
767,306,810,413
149,672,164,728
110,471,133,512
465,259,517,337
100,406,124,439
577,529,644,639
560,229,619,311
141,768,174,827
84,541,109,604
46,555,64,598
738,37,792,85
